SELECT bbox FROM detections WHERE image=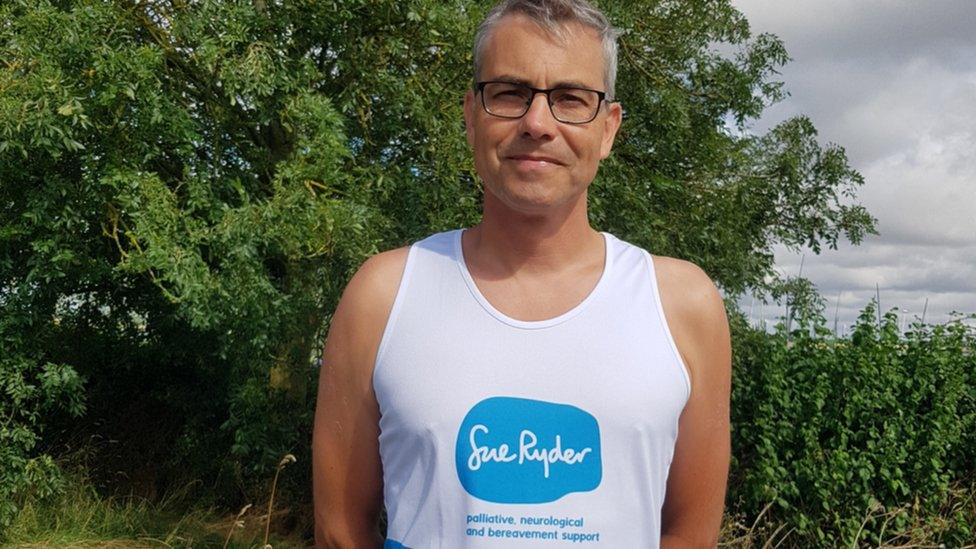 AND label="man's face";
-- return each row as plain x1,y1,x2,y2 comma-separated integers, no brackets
463,15,622,215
